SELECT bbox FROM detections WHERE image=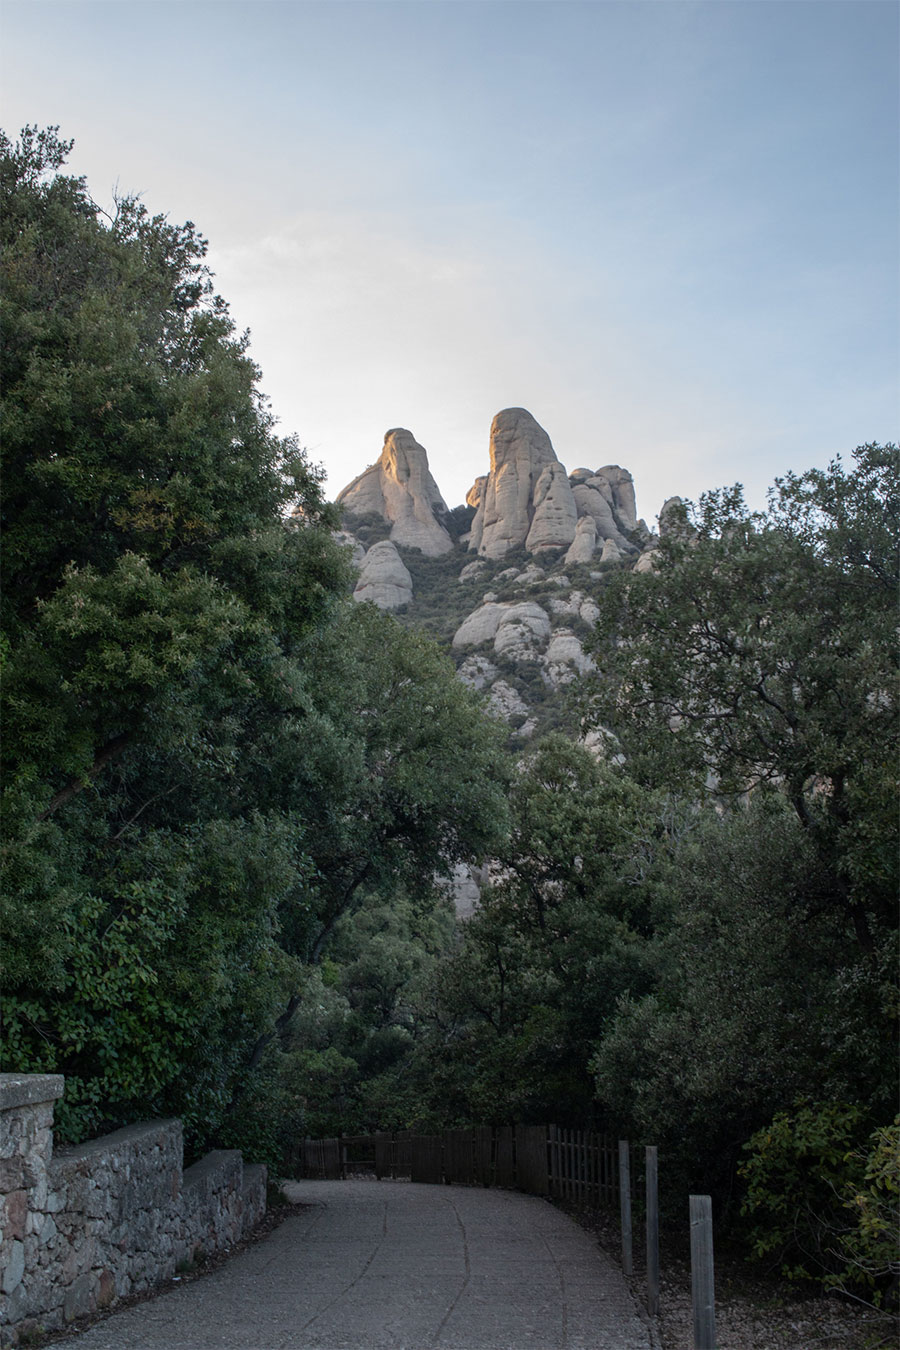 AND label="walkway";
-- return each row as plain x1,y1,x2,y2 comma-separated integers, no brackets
60,1179,654,1350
